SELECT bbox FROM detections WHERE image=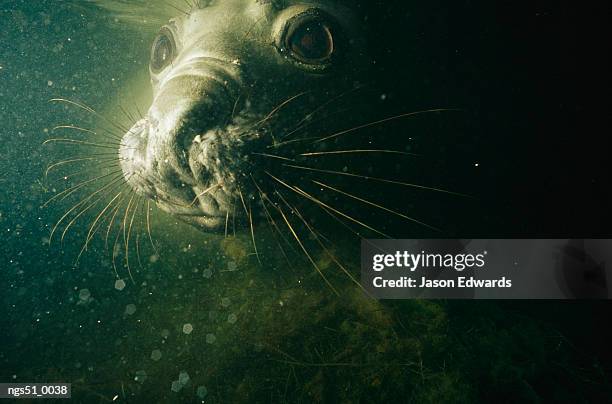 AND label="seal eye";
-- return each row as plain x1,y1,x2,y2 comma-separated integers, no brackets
286,18,335,64
150,29,176,73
